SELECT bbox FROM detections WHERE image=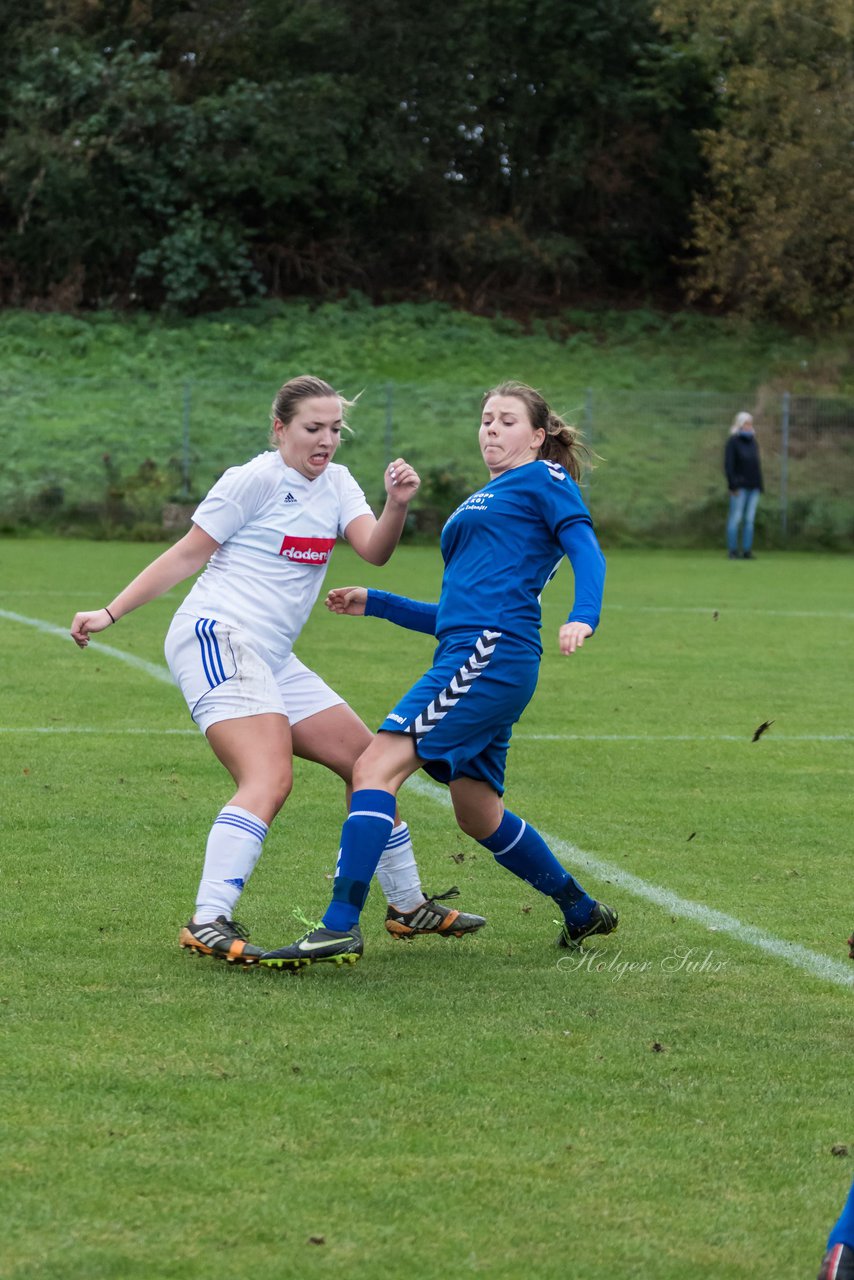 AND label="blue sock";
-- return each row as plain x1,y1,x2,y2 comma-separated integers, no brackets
828,1175,854,1248
323,789,396,931
478,810,594,925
